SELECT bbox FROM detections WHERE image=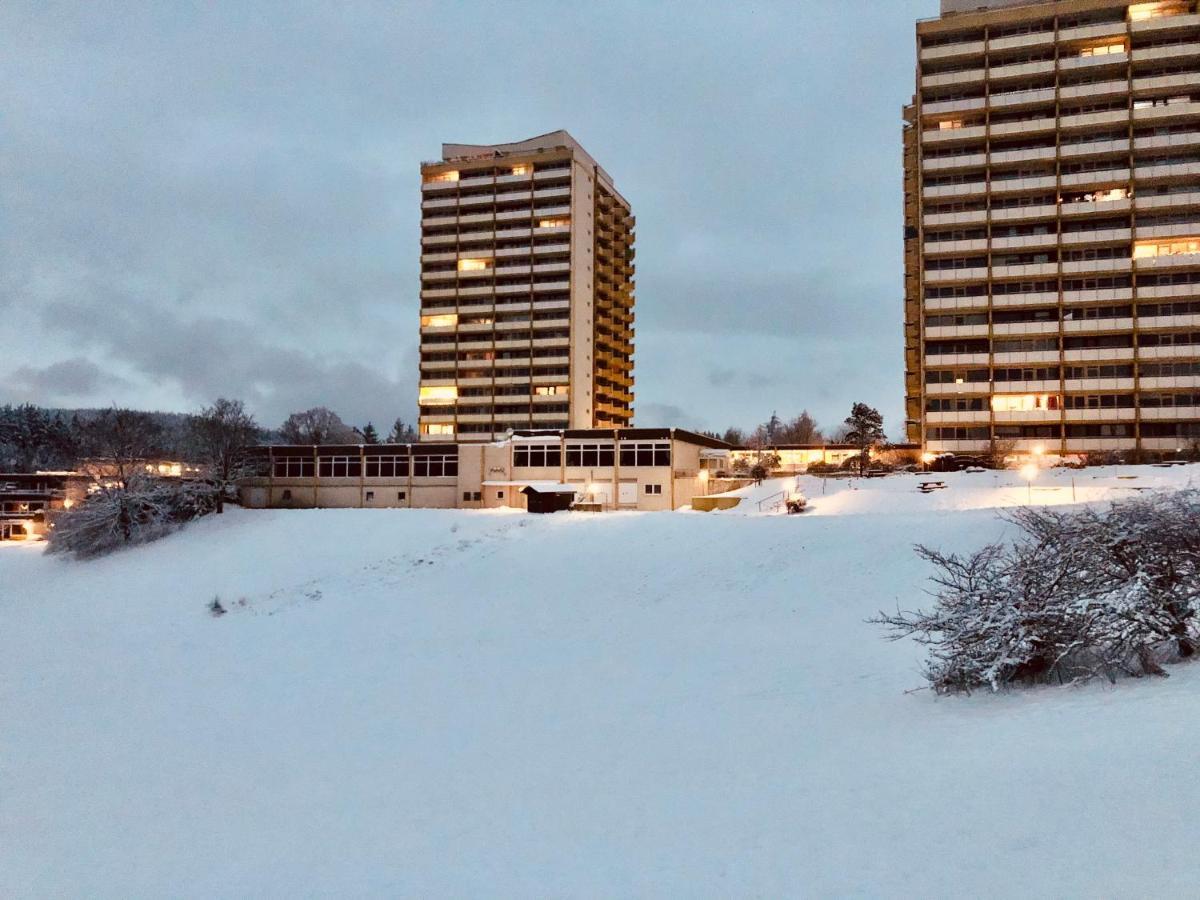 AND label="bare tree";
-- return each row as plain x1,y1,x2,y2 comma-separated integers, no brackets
186,398,262,514
77,407,166,488
778,411,823,445
279,407,357,445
